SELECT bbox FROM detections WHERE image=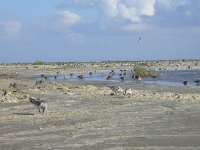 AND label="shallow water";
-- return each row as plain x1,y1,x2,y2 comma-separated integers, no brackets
38,69,200,87
149,69,200,86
